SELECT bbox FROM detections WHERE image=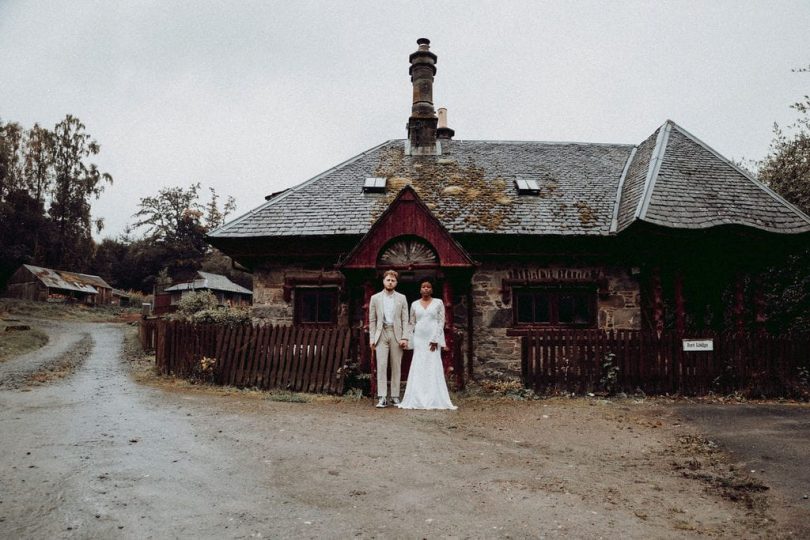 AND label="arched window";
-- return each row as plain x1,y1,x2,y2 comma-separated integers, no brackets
377,237,438,267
